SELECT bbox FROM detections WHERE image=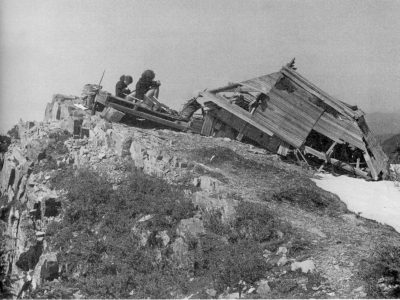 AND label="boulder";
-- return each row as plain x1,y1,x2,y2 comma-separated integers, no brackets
176,217,205,241
256,279,271,298
31,252,58,289
107,130,133,157
291,259,315,273
171,237,190,268
101,107,125,123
